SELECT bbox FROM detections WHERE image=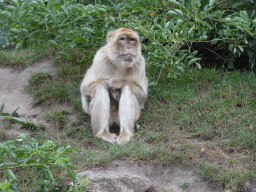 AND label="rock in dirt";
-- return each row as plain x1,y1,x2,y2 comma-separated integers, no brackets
78,163,152,192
